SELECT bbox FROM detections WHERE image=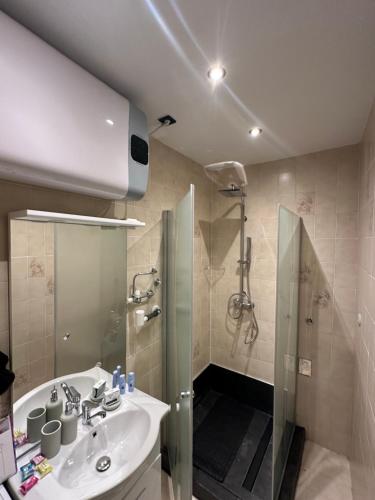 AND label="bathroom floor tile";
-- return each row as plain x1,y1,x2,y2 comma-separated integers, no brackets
161,471,199,500
295,441,352,500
